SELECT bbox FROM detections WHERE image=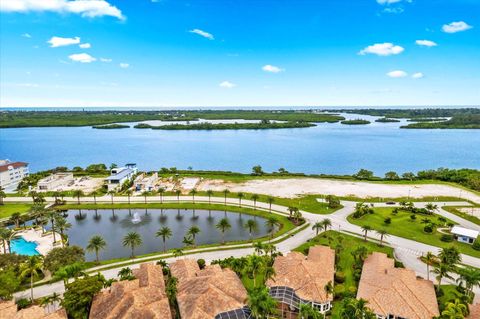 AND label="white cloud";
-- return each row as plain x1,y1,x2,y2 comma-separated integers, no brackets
21,33,31,38
415,39,437,47
442,21,473,33
383,7,404,14
68,53,96,63
219,81,236,88
0,0,125,20
262,64,284,73
189,29,214,40
79,43,91,49
48,36,80,47
387,70,408,78
359,43,404,56
119,63,129,68
377,0,402,4
412,72,424,79
100,58,112,62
